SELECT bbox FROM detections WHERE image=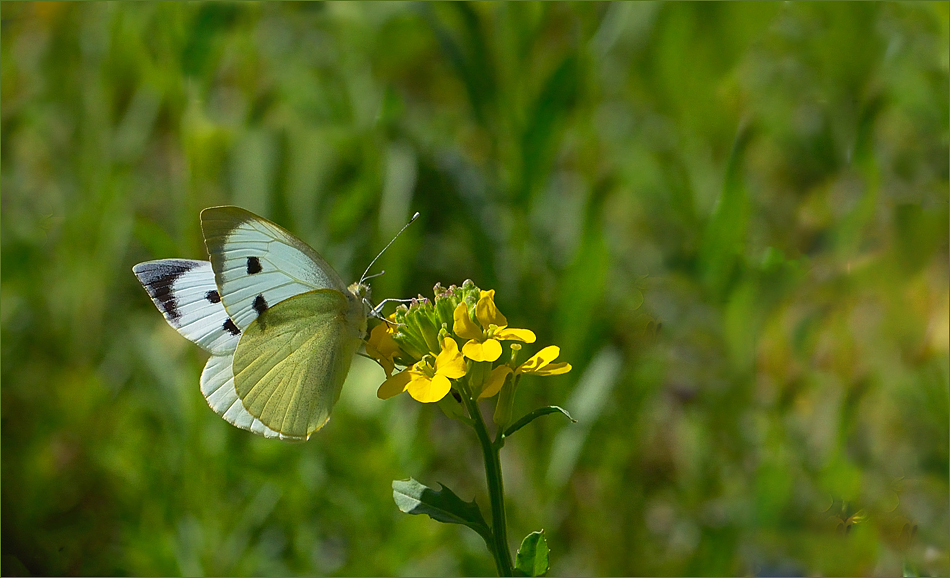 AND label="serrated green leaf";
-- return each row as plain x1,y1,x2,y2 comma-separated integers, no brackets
392,478,491,542
515,530,549,576
504,406,575,439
